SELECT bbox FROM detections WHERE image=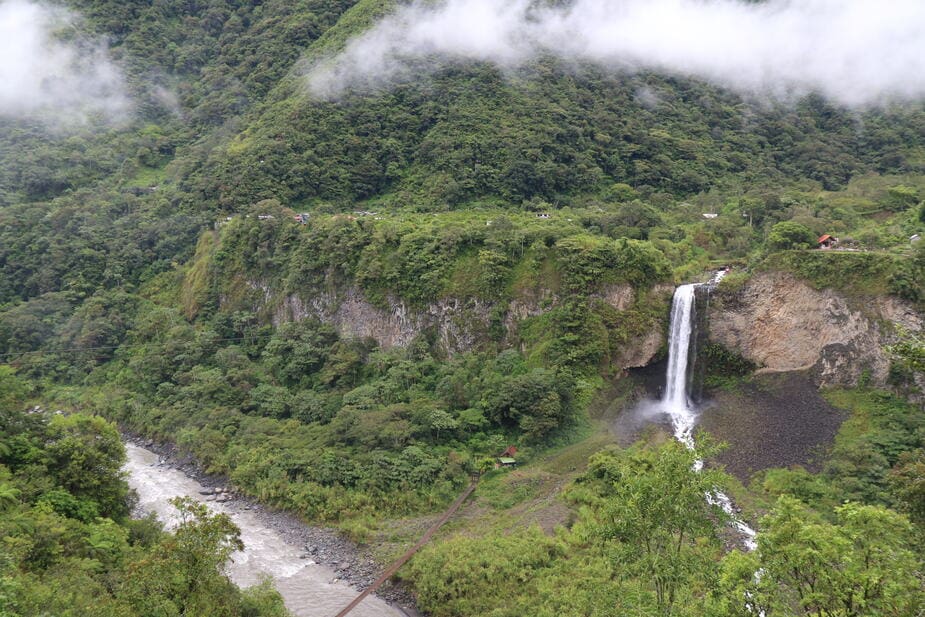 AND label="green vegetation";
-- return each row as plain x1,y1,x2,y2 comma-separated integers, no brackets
1,0,925,614
701,343,756,389
822,389,925,506
766,221,817,251
67,314,587,521
888,328,925,393
750,388,925,515
409,437,925,617
0,368,287,617
407,441,731,617
759,250,906,298
3,207,679,521
720,497,922,617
